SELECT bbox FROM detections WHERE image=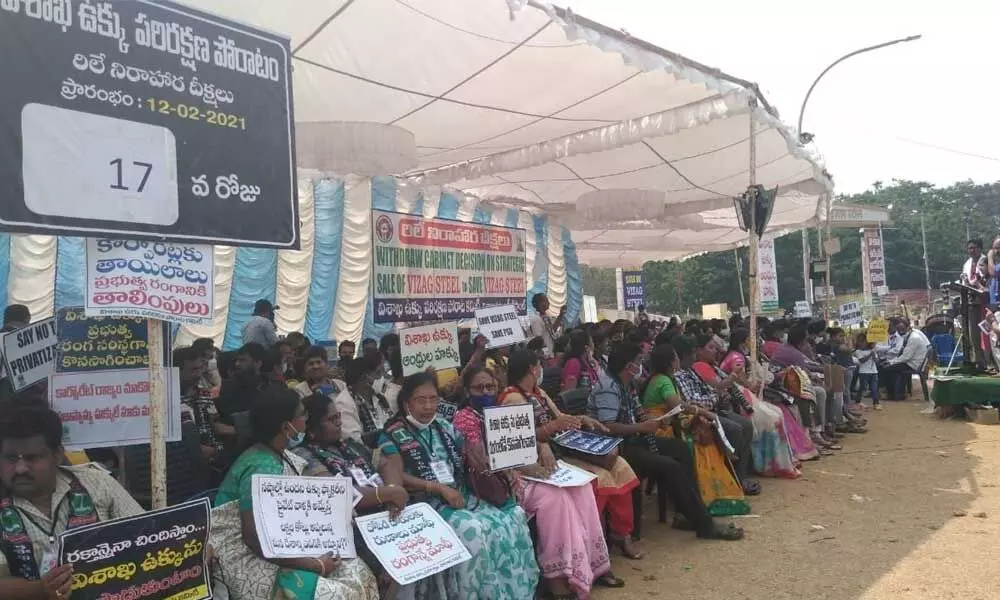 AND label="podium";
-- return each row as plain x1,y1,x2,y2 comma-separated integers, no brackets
945,282,987,368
